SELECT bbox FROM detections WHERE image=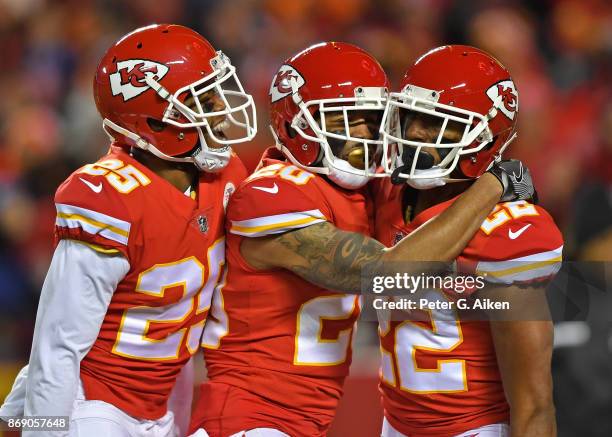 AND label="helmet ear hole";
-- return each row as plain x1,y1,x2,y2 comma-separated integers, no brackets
285,121,298,139
147,118,167,132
